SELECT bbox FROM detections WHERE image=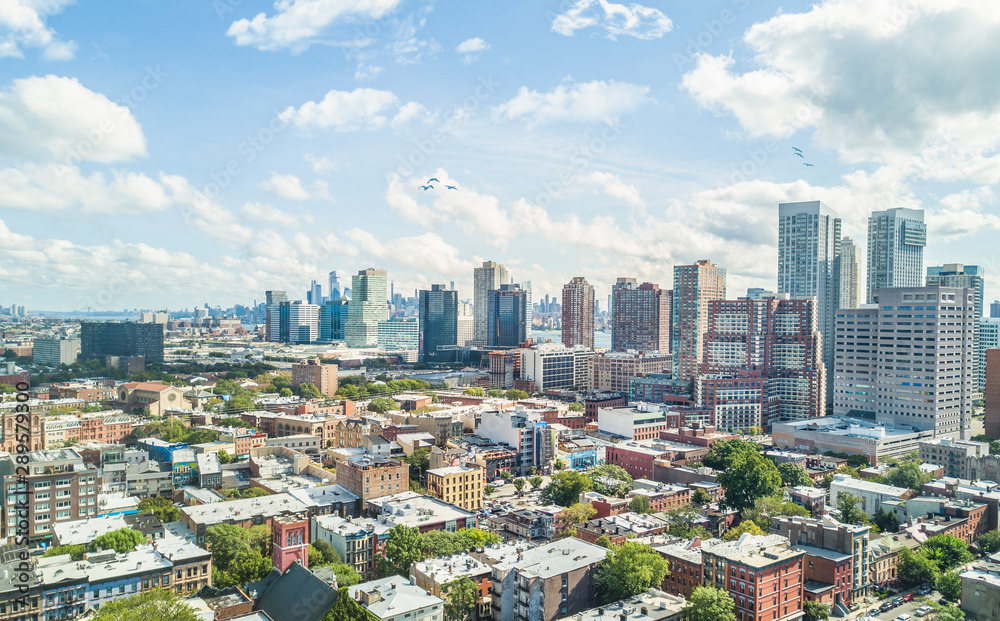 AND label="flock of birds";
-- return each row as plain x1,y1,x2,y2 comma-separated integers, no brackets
419,178,458,191
792,147,814,167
